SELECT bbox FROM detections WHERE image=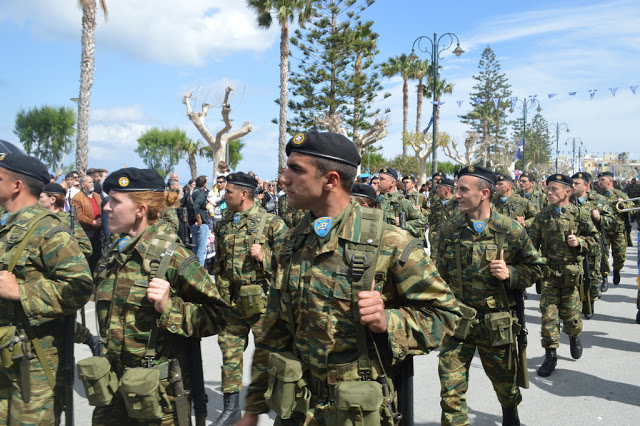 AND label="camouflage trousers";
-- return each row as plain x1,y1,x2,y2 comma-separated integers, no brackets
0,348,63,426
586,252,601,302
218,306,265,393
540,276,582,348
439,332,520,426
601,230,627,274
